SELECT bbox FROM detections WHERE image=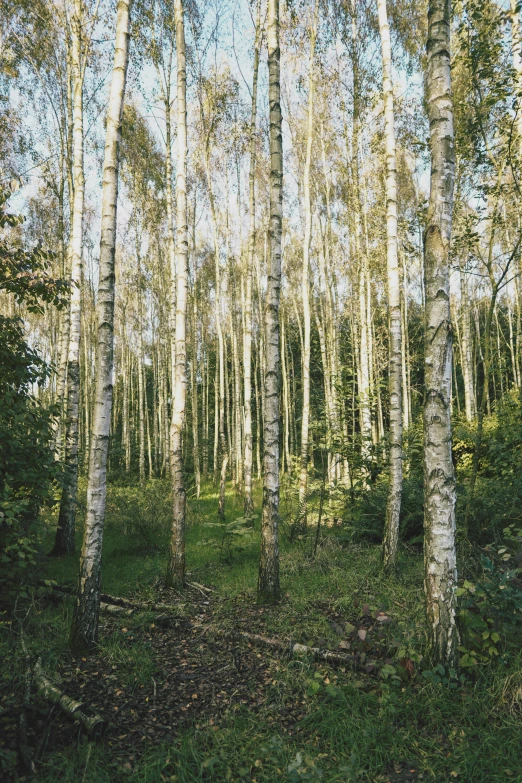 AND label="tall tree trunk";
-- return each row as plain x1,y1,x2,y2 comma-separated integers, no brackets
191,225,201,498
281,312,291,474
53,2,85,556
459,260,476,420
243,0,261,519
164,66,177,399
298,0,319,522
378,0,403,573
166,0,188,588
350,9,372,450
136,251,146,483
70,0,131,653
401,253,412,427
203,141,227,517
258,0,282,605
52,169,70,458
213,349,219,482
423,0,458,666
